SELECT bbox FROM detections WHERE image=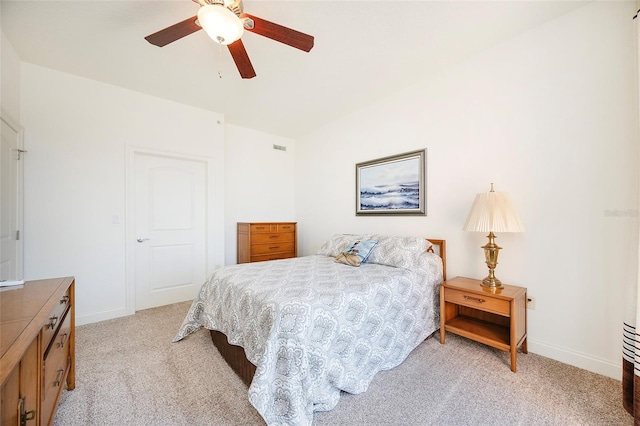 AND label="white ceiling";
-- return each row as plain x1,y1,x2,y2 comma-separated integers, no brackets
1,1,588,138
